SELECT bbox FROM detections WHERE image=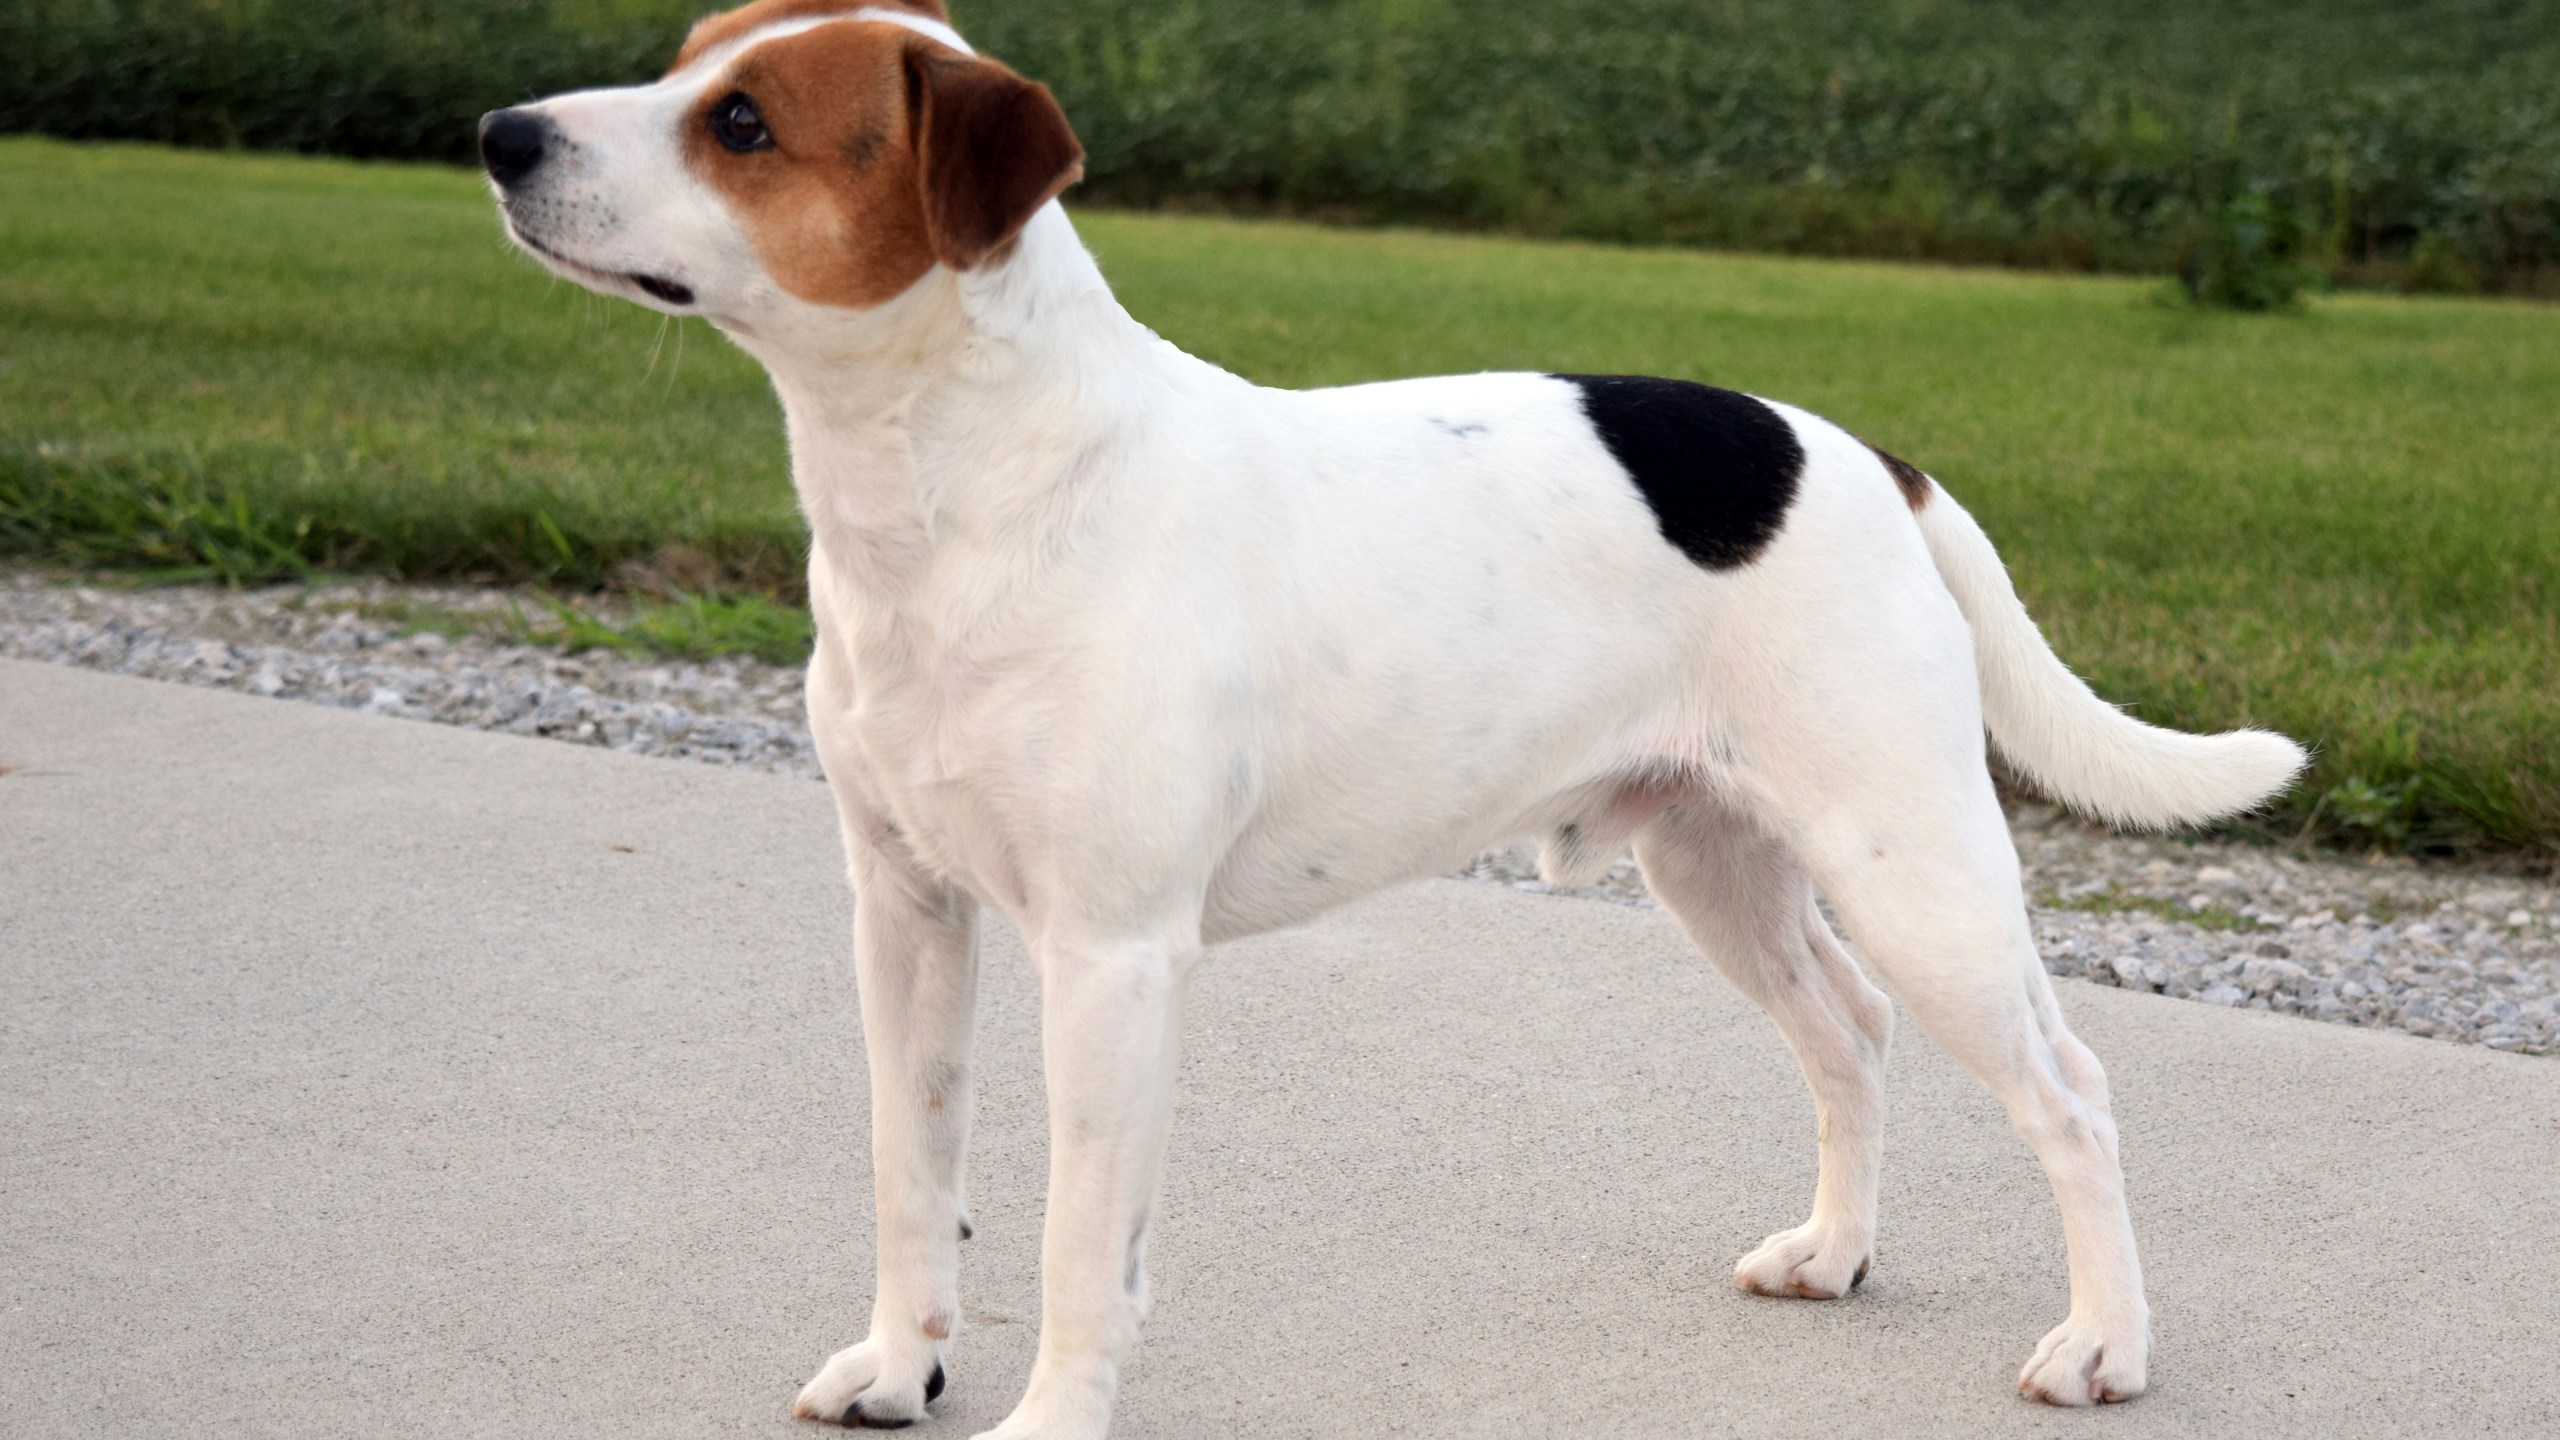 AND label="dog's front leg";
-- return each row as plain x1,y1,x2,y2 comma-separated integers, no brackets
978,929,1196,1440
793,848,983,1428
